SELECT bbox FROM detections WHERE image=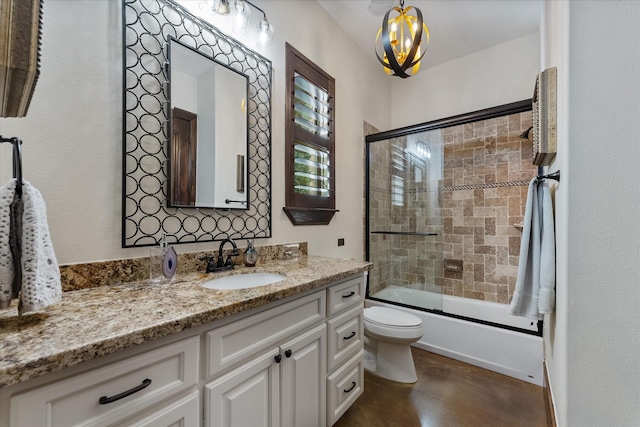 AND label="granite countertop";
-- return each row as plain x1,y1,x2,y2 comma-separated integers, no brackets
0,256,370,389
